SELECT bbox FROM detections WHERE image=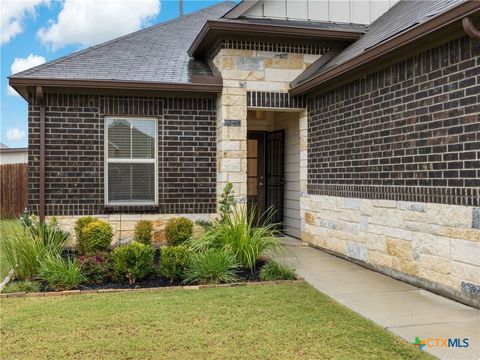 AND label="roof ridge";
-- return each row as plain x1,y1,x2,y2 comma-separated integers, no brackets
13,1,233,78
